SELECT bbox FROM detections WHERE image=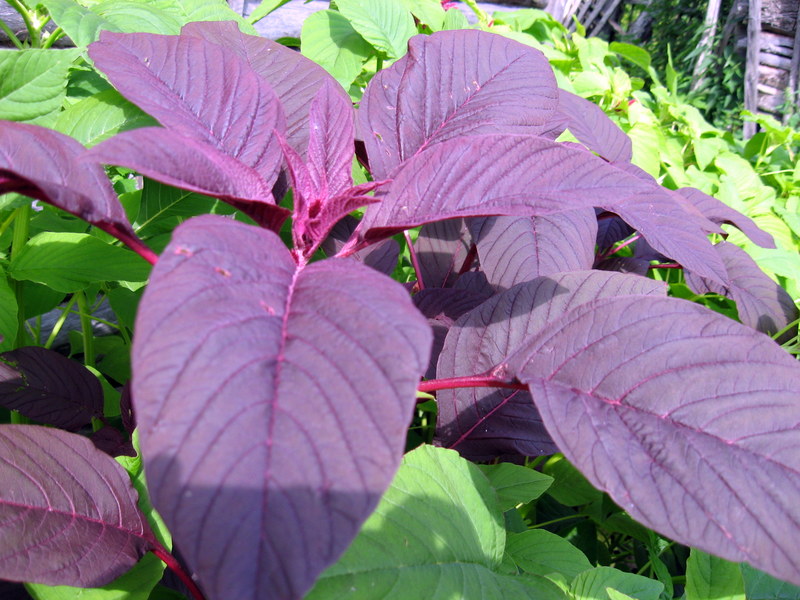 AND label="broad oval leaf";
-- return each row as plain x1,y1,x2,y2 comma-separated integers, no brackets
469,210,598,291
684,241,798,336
435,271,665,461
307,445,567,600
0,425,154,587
359,29,559,179
132,215,431,600
0,347,103,430
556,90,632,163
180,20,350,157
335,0,417,60
507,295,800,586
413,218,473,289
